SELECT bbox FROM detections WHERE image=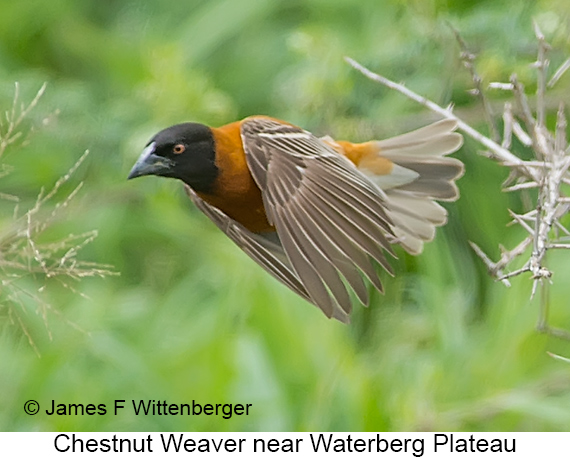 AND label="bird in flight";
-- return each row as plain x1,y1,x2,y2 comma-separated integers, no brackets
128,116,463,322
